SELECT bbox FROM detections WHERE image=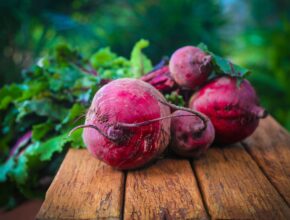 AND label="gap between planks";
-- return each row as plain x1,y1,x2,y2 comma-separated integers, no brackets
120,172,127,220
190,161,212,219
